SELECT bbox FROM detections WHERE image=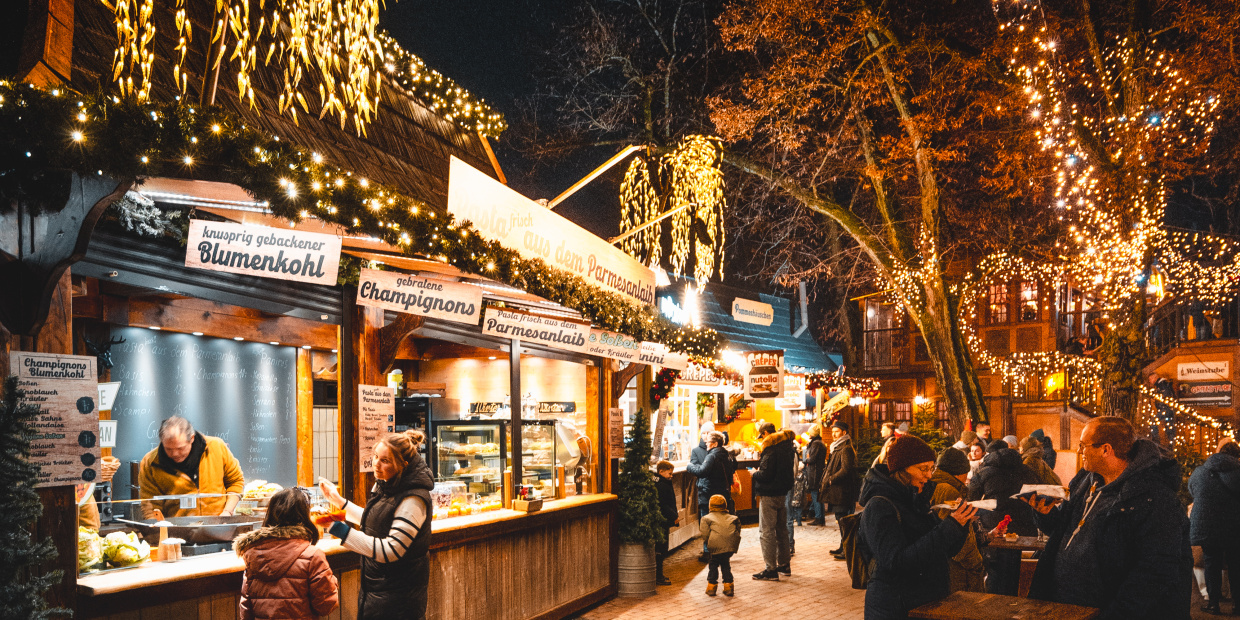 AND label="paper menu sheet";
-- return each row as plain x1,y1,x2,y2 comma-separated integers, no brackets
1013,484,1068,499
